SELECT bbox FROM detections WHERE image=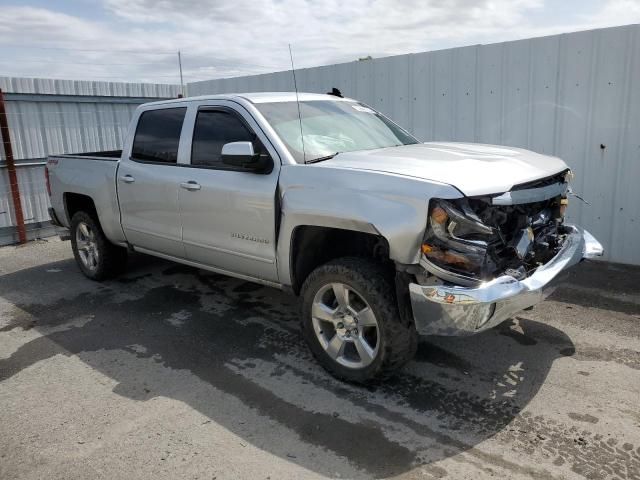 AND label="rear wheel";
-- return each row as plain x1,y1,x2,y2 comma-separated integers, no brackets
300,257,417,383
70,211,127,281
